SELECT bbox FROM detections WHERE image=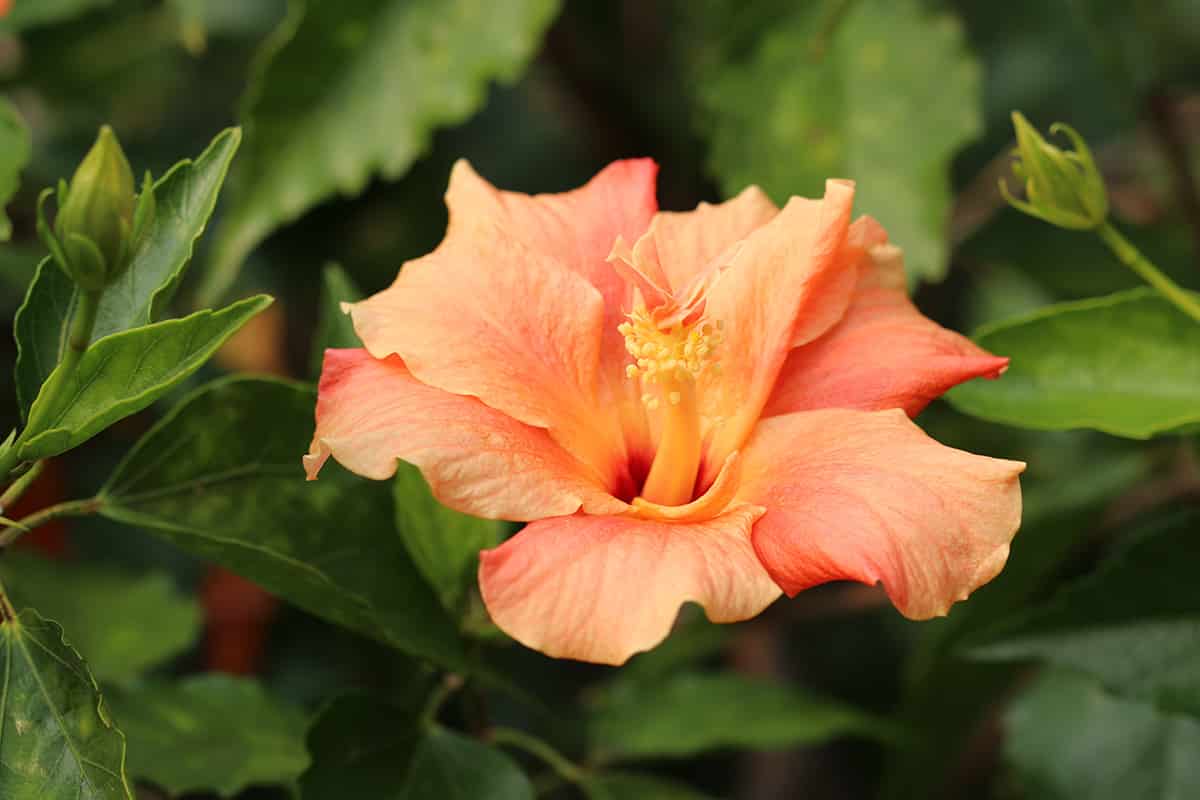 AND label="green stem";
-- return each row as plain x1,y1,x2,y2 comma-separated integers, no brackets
0,289,102,480
0,497,101,548
1098,223,1200,323
421,674,464,726
0,461,45,514
488,726,587,785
